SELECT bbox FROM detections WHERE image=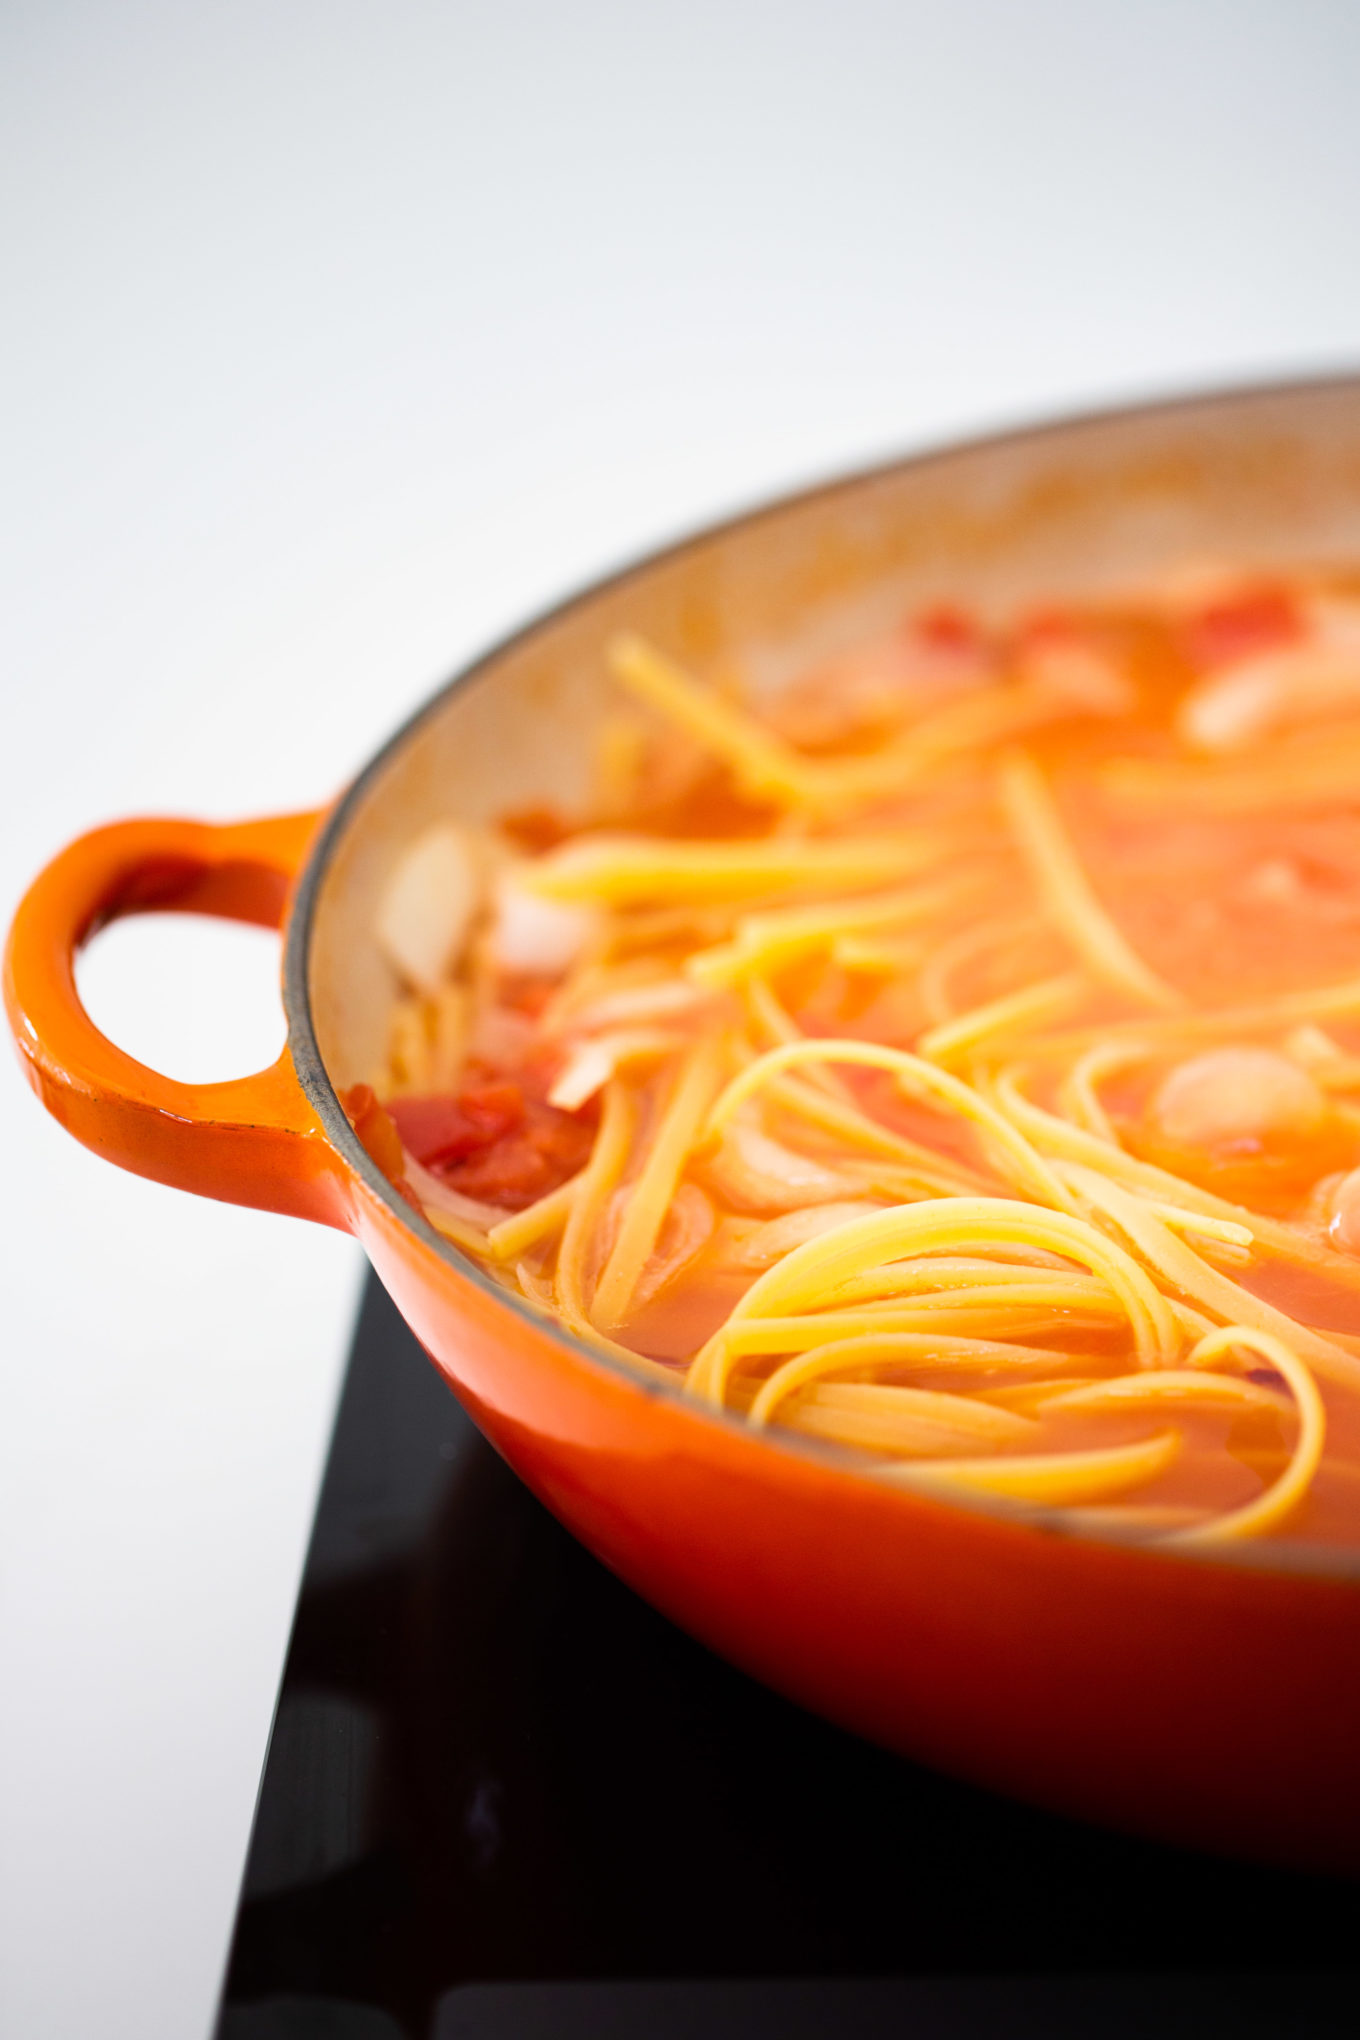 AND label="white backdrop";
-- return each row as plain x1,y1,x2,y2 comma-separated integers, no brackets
4,4,1360,2035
